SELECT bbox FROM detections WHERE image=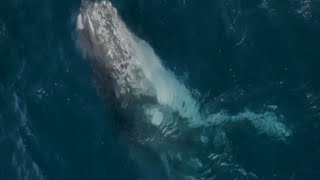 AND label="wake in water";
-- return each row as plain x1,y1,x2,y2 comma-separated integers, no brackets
76,1,292,179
